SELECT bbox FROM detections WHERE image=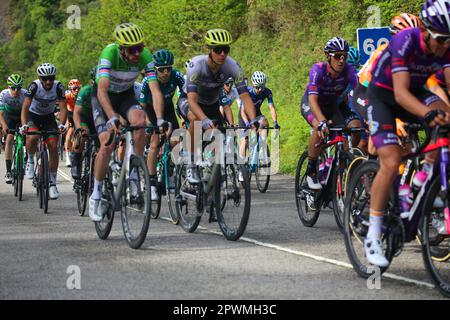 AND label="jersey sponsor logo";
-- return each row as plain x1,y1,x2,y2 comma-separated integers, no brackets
369,120,379,135
397,33,412,57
